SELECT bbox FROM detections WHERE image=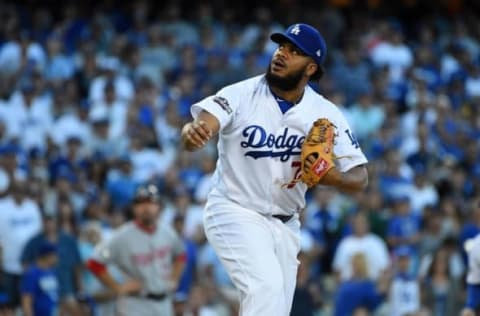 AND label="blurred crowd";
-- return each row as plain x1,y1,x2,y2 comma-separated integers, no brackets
0,1,479,315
